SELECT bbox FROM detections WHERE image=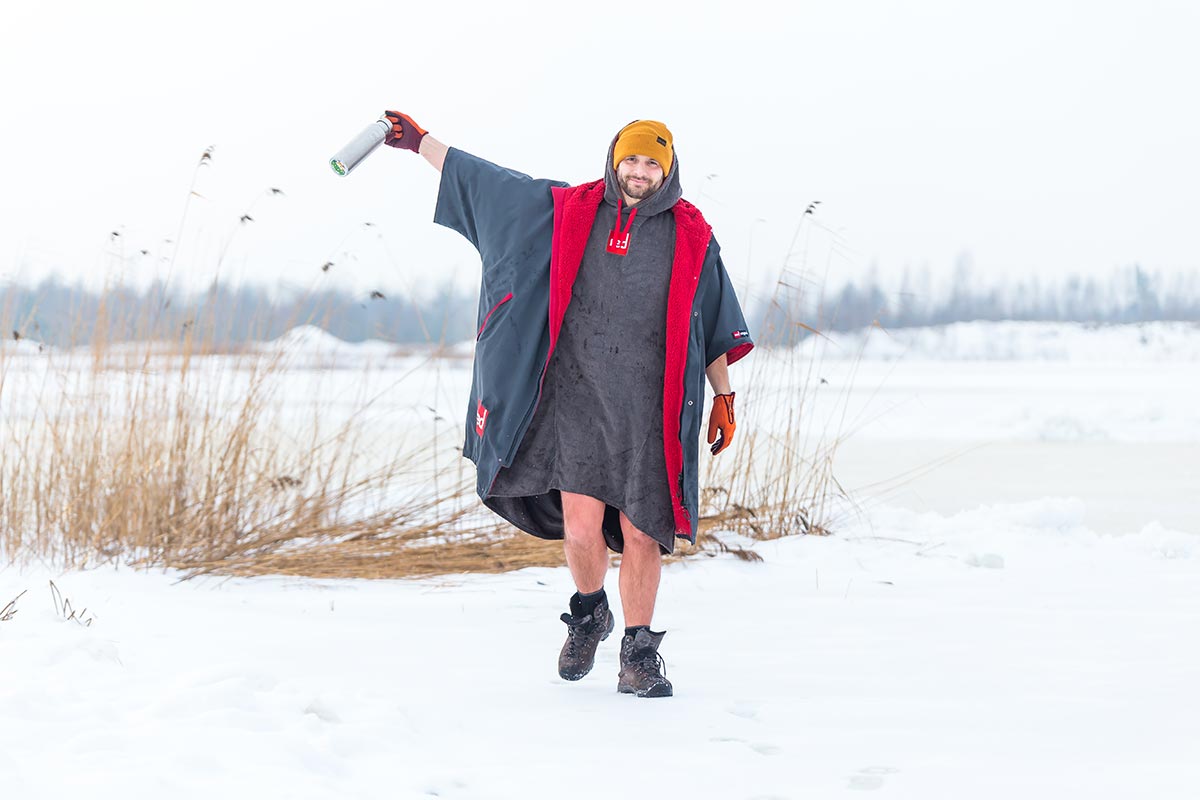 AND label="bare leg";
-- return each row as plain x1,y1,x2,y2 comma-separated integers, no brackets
617,512,663,628
561,491,608,594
